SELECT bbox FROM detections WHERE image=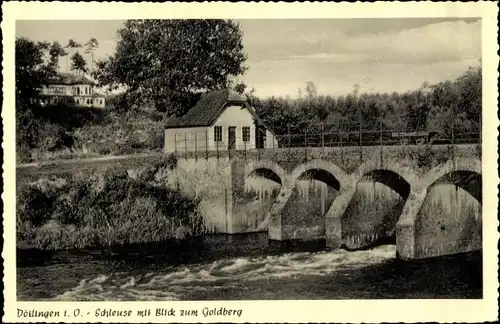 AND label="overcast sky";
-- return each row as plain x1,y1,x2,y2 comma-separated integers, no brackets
16,18,481,98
